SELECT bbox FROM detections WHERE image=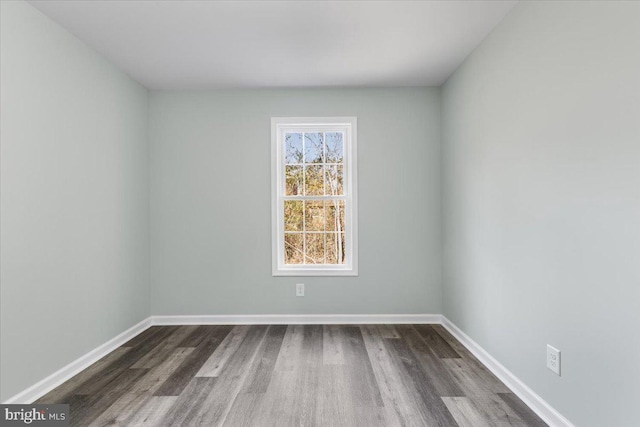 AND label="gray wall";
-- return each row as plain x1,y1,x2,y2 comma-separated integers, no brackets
150,88,442,315
0,1,150,401
441,2,640,426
